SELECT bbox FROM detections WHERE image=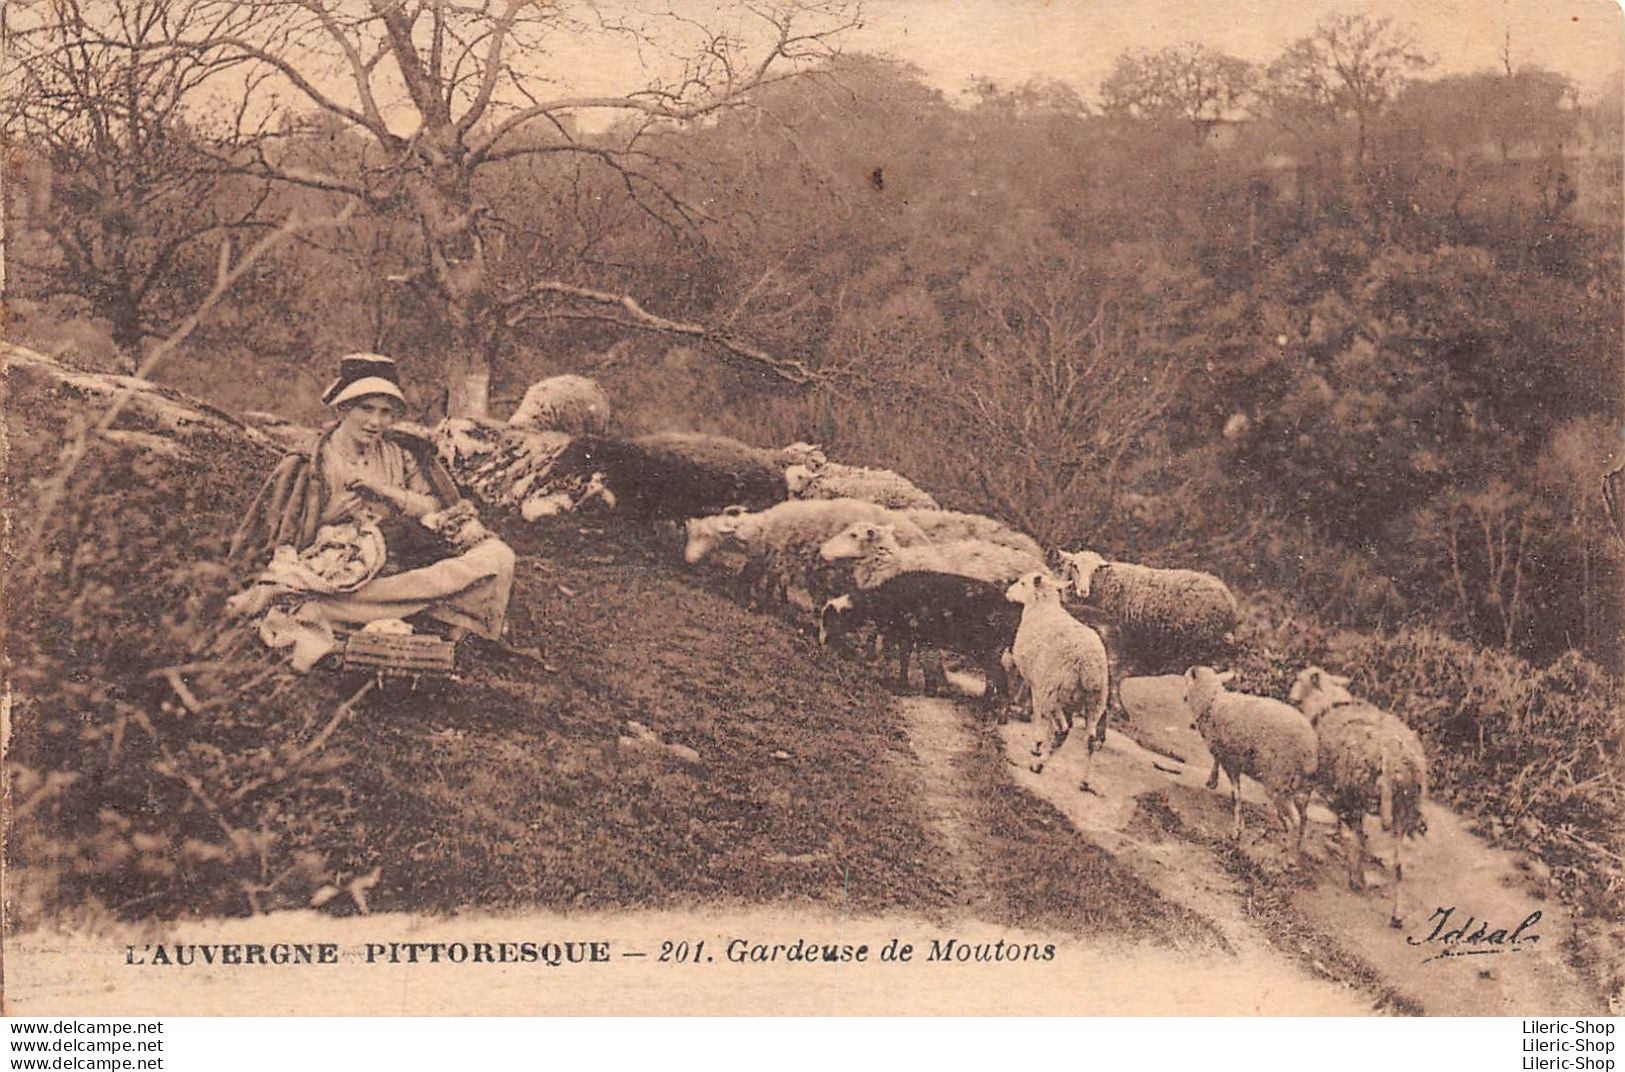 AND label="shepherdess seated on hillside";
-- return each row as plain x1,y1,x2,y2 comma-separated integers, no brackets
224,353,515,671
